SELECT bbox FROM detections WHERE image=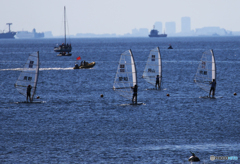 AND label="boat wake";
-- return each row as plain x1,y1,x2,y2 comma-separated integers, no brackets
40,68,73,71
0,67,73,71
